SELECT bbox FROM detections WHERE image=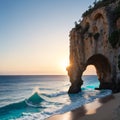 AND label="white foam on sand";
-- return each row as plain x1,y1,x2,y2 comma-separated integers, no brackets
15,90,112,120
